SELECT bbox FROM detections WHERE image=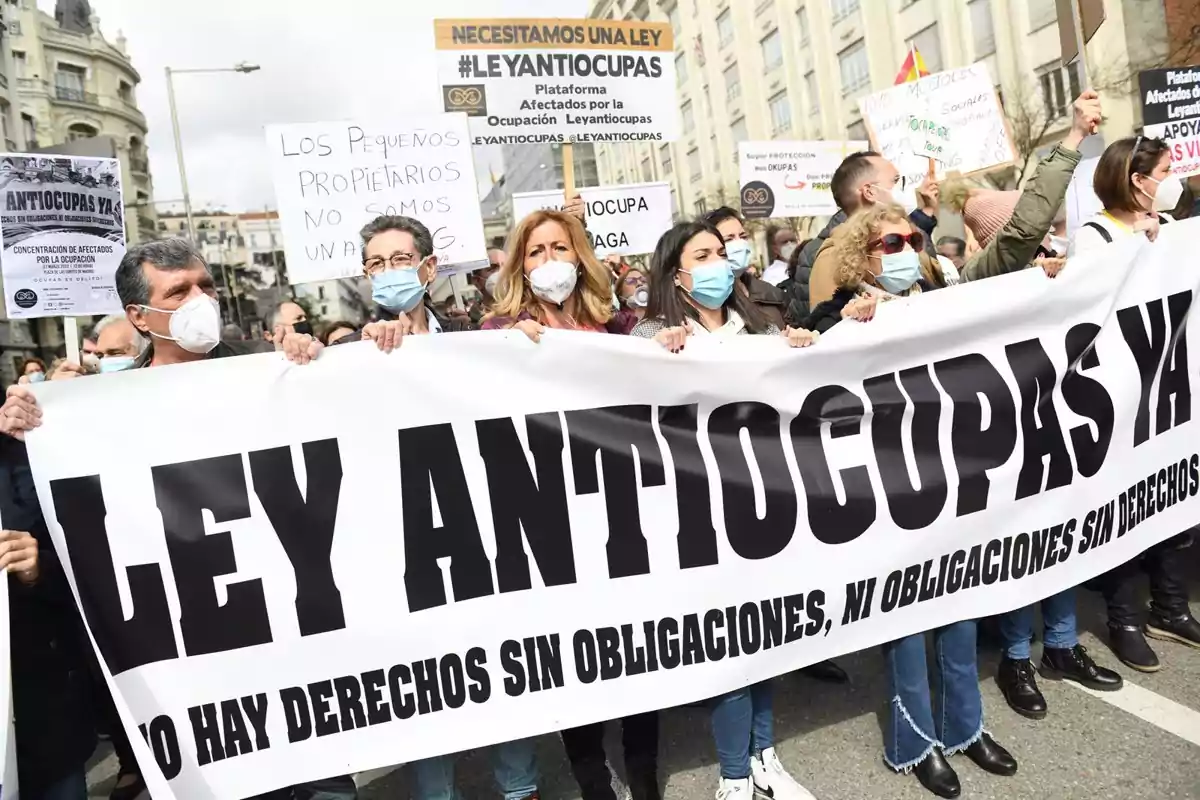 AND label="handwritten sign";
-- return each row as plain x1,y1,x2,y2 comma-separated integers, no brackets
264,114,487,285
737,141,868,218
510,182,672,256
859,63,1015,187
